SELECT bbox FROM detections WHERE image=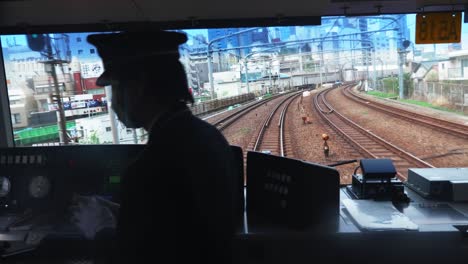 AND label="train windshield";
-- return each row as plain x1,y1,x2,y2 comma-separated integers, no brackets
2,14,468,183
